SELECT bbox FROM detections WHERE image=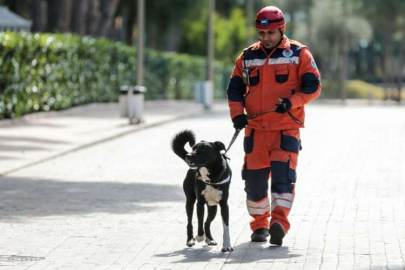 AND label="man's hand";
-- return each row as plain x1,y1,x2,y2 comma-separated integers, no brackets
232,114,248,130
275,98,292,114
